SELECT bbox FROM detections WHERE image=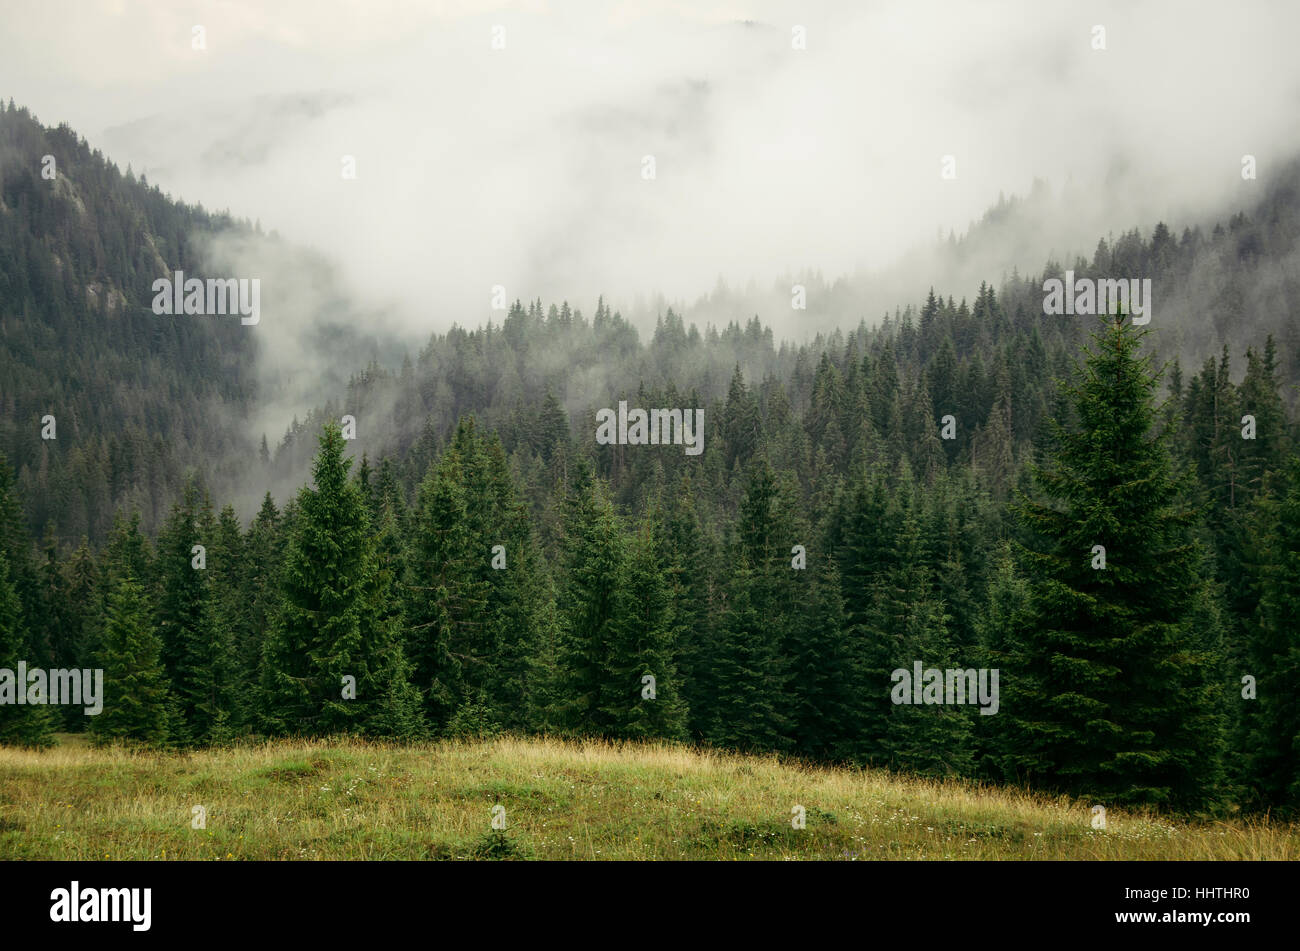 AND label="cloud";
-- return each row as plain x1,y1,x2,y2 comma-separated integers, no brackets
3,0,1298,345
